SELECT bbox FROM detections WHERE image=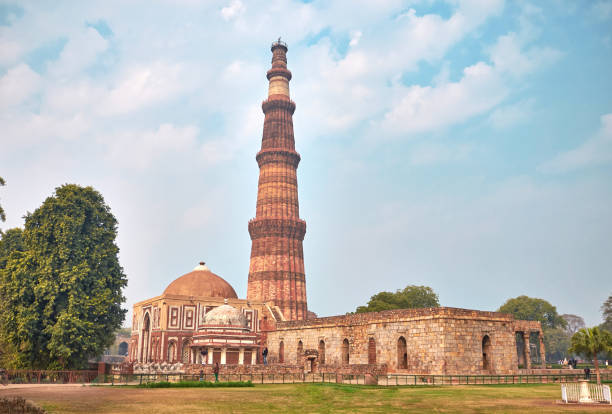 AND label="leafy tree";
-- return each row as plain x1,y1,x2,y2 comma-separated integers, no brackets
543,327,572,361
498,296,567,362
0,184,127,369
498,296,566,330
0,176,5,222
601,293,612,332
568,327,612,384
356,285,439,313
561,314,585,335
